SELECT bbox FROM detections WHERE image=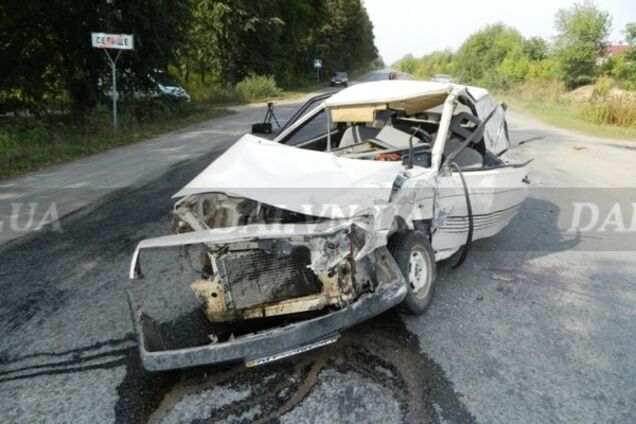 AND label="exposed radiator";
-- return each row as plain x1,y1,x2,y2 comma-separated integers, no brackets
217,246,322,309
